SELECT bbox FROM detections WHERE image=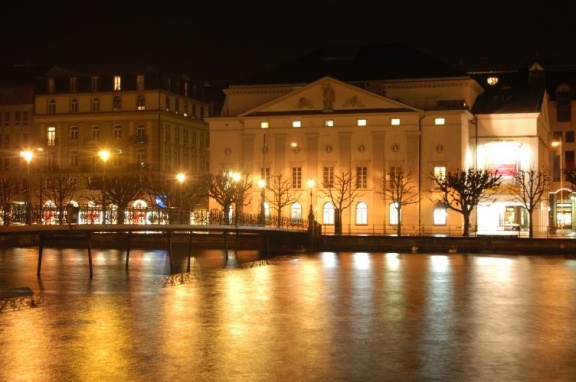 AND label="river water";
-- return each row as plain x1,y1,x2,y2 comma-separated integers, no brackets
1,247,576,382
